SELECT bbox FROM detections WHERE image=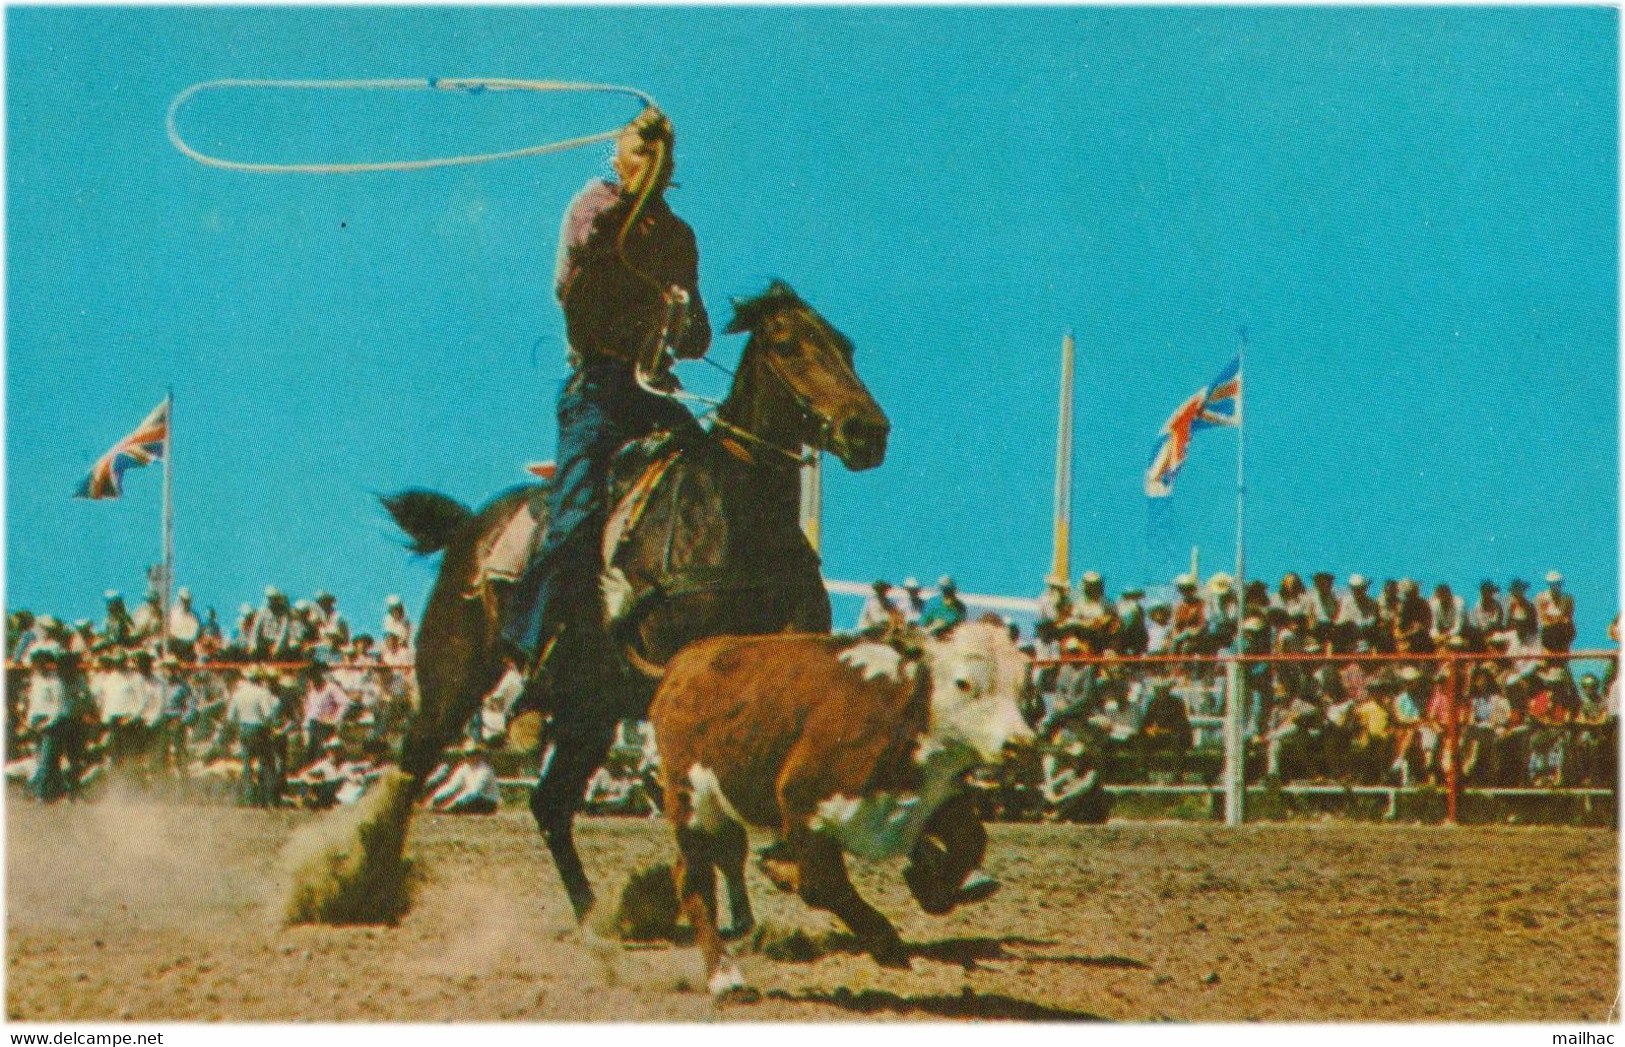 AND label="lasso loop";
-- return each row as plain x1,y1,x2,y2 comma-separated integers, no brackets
166,77,657,174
